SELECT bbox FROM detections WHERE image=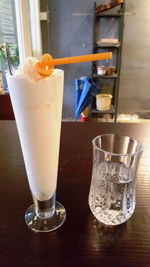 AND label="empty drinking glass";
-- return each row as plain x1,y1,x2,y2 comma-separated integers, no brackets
89,134,143,226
